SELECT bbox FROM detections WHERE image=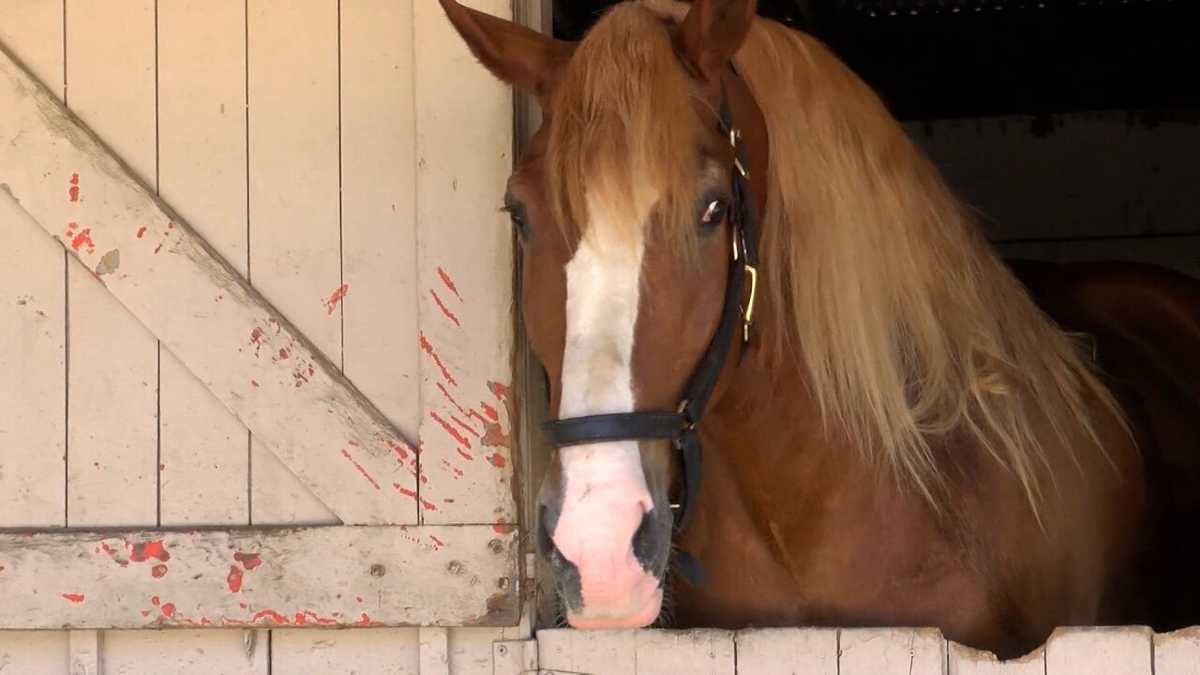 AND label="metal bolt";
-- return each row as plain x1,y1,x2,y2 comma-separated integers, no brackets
369,564,386,577
497,577,509,590
447,560,464,575
488,538,504,554
497,644,508,656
